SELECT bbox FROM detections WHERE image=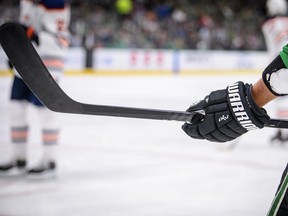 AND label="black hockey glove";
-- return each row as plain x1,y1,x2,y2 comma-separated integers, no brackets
182,82,270,142
21,24,39,45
